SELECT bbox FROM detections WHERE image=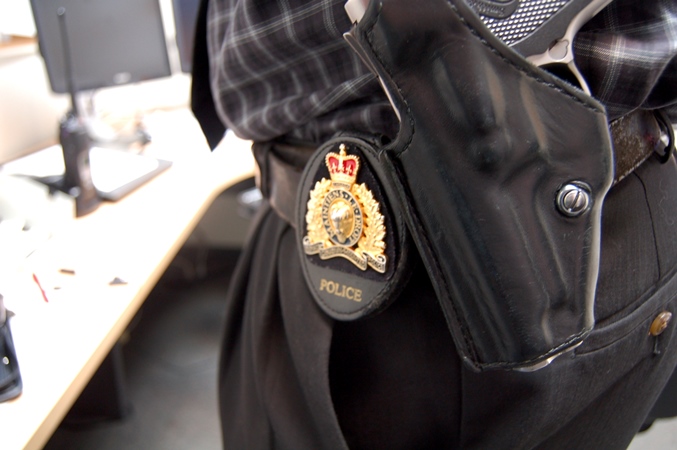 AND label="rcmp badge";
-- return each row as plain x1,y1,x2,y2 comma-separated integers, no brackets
303,144,387,273
296,136,411,320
